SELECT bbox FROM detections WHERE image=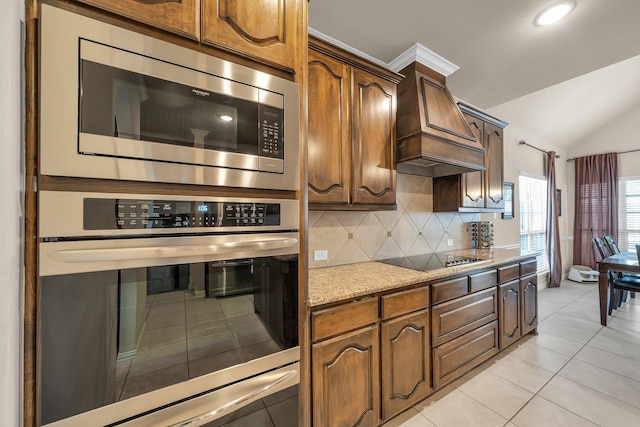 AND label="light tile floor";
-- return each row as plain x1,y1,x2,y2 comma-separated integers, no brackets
382,278,640,427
